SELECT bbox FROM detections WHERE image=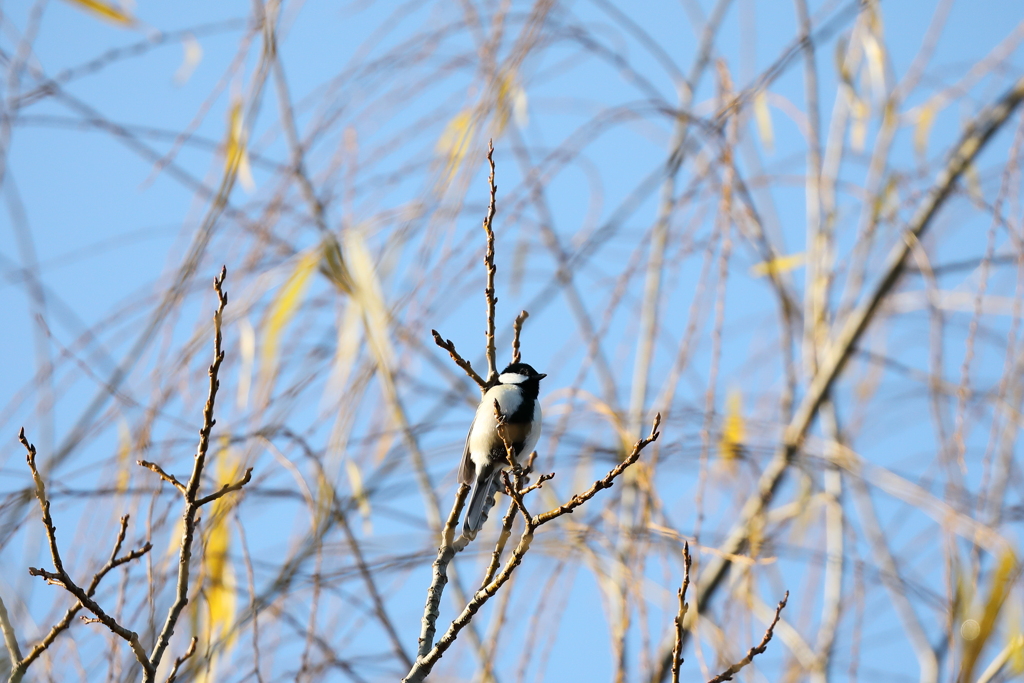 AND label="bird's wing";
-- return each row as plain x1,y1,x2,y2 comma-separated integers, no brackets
457,413,476,485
